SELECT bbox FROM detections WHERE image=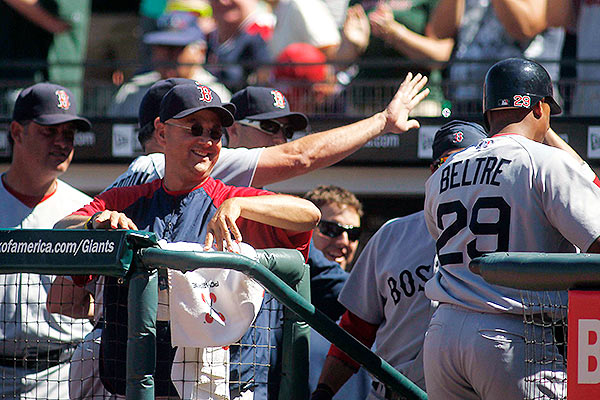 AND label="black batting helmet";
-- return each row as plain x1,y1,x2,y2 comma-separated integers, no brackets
483,58,561,125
